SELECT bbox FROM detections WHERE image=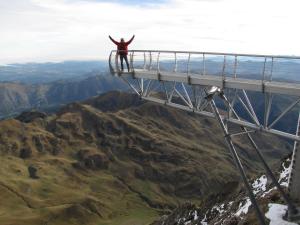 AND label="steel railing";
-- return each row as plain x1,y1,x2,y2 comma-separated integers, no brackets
109,50,300,83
